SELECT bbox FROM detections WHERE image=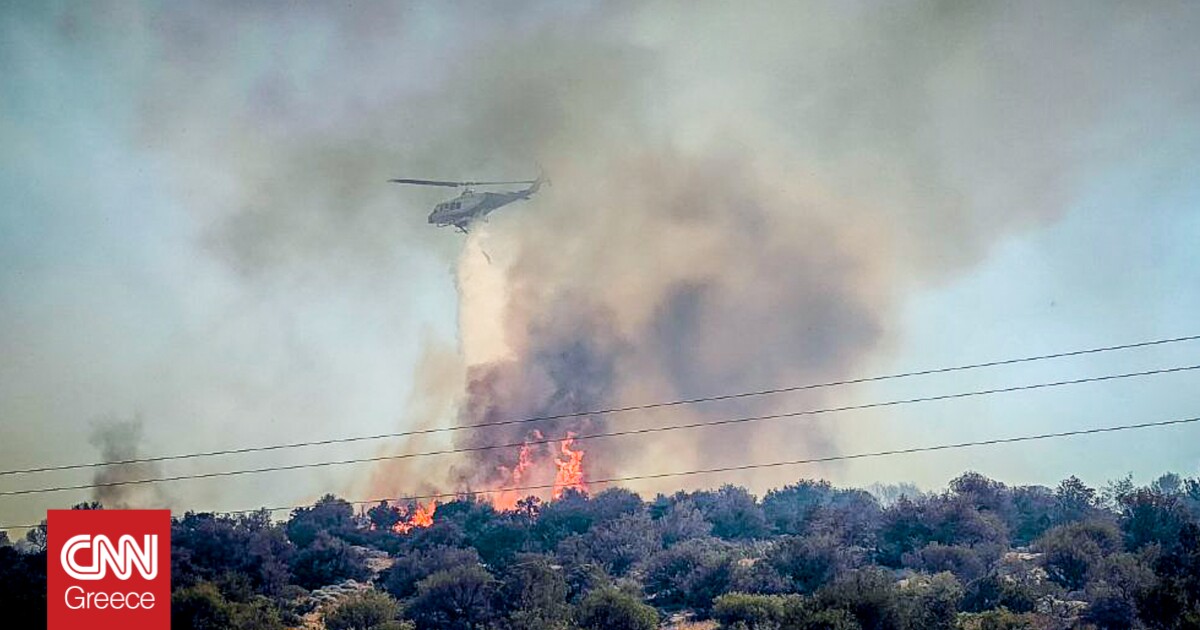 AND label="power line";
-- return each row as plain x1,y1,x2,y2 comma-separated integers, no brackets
2,364,1195,498
344,415,1200,505
2,333,1197,478
4,414,1197,530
